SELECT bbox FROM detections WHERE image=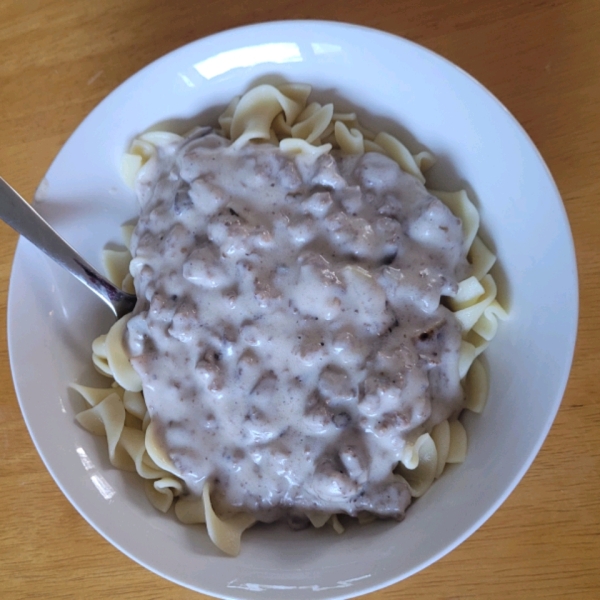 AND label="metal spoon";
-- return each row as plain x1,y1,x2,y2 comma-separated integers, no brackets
0,177,136,319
